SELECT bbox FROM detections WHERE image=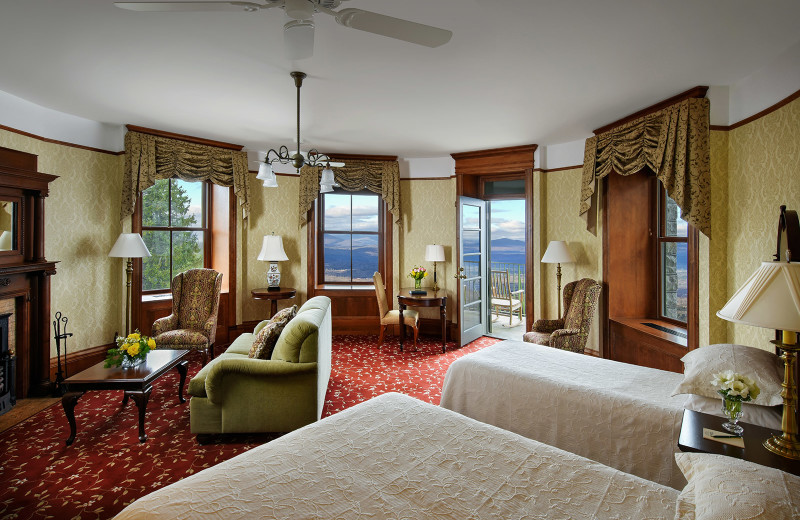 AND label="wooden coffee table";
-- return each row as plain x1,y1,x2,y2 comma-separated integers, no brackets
61,349,190,445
